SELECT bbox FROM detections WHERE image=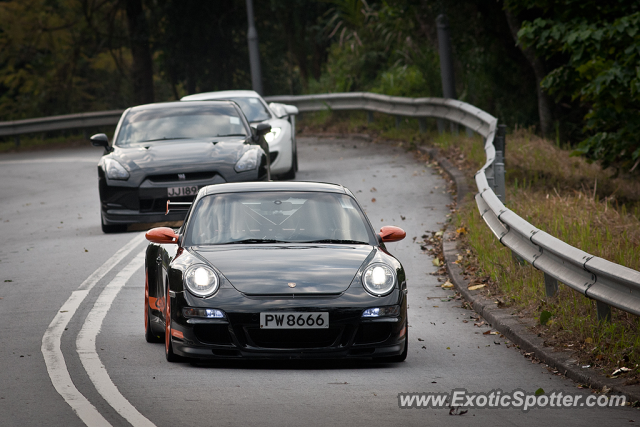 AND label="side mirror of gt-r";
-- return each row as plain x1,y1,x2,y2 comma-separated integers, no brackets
90,133,113,153
379,226,406,243
146,227,179,244
255,123,272,137
90,133,109,149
